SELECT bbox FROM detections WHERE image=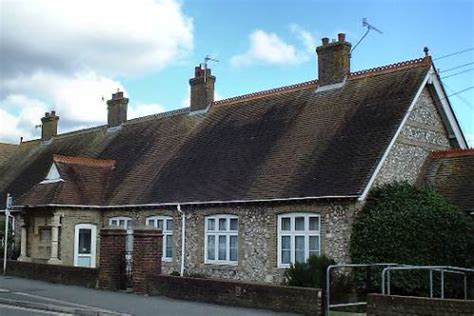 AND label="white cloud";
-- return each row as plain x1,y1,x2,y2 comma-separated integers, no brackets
230,27,318,68
2,71,125,132
0,0,194,143
290,24,316,53
0,0,193,77
231,30,299,67
0,95,48,143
